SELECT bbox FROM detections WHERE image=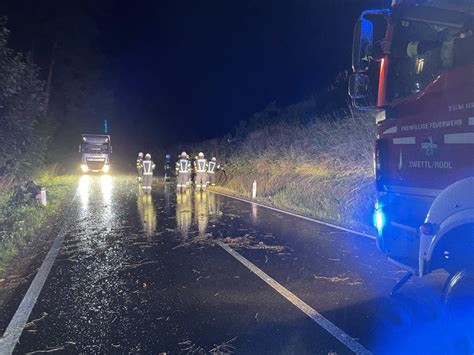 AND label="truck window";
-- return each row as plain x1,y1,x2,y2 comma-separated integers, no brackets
81,143,109,154
386,16,472,102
